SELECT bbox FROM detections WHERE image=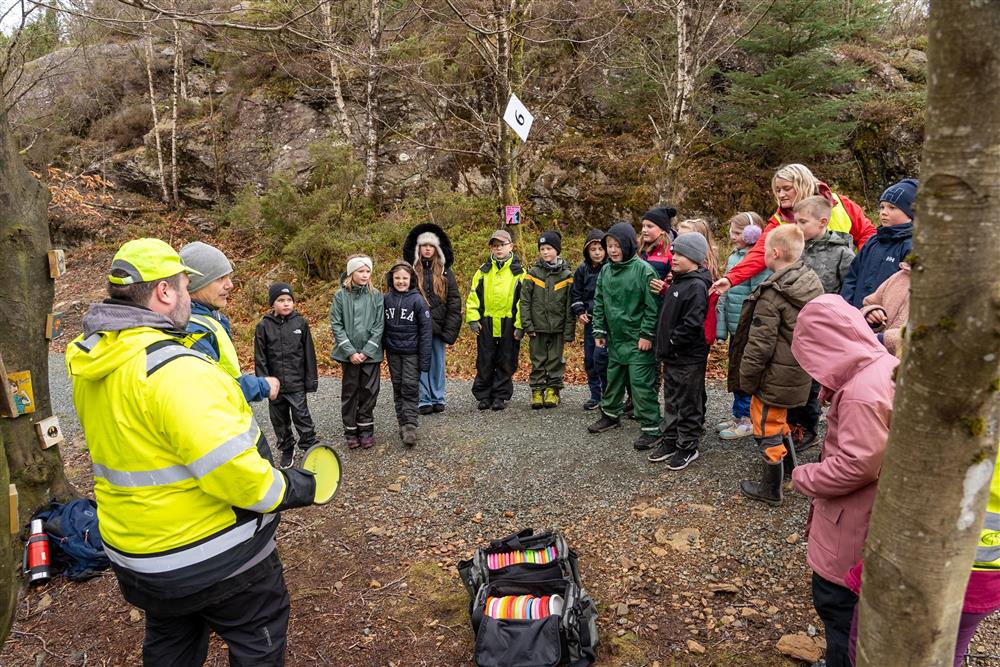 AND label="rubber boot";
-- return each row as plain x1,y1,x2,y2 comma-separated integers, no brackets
782,433,798,479
740,458,784,507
